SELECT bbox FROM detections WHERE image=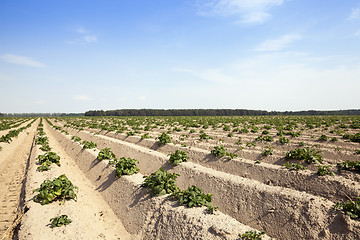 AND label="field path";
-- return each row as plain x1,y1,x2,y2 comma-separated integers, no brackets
0,119,38,239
